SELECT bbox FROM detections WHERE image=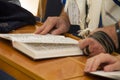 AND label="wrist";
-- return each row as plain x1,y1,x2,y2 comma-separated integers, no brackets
89,31,116,53
60,12,70,28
